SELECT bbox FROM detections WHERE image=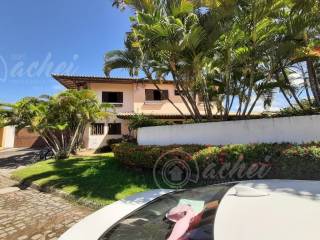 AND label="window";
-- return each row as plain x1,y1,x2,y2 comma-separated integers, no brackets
91,123,104,135
145,89,169,101
108,123,122,135
102,92,123,103
174,90,180,96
